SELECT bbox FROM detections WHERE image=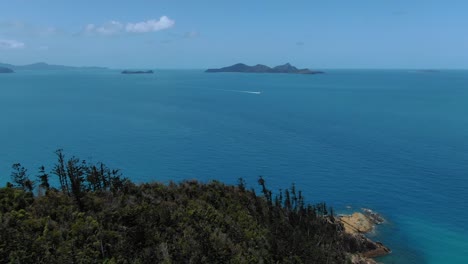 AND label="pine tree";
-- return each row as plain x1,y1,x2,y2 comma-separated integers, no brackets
237,177,246,192
11,163,28,189
53,149,70,195
284,189,291,210
37,165,50,194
